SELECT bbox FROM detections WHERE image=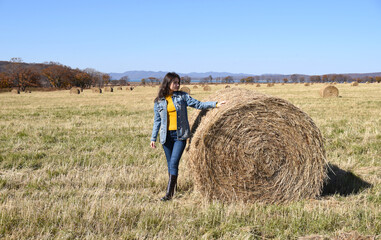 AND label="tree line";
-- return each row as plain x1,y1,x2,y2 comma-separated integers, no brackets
2,59,380,91
240,74,381,84
0,58,112,91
